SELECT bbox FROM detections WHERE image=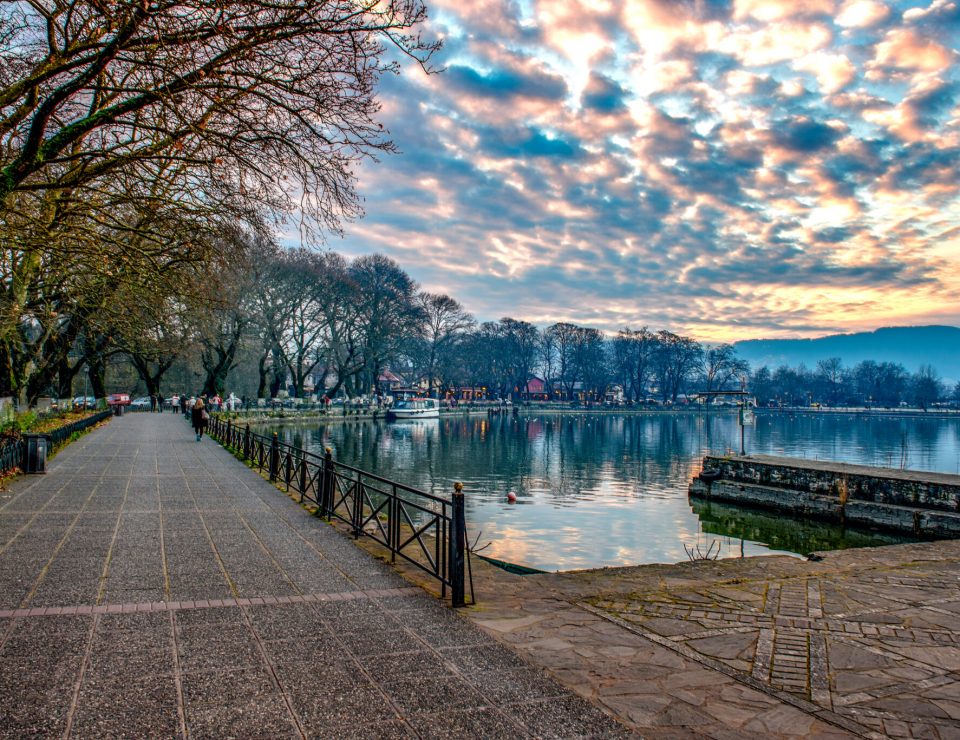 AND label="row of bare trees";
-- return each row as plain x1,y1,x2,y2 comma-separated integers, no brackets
188,257,746,402
750,359,953,409
0,0,436,404
429,322,746,403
